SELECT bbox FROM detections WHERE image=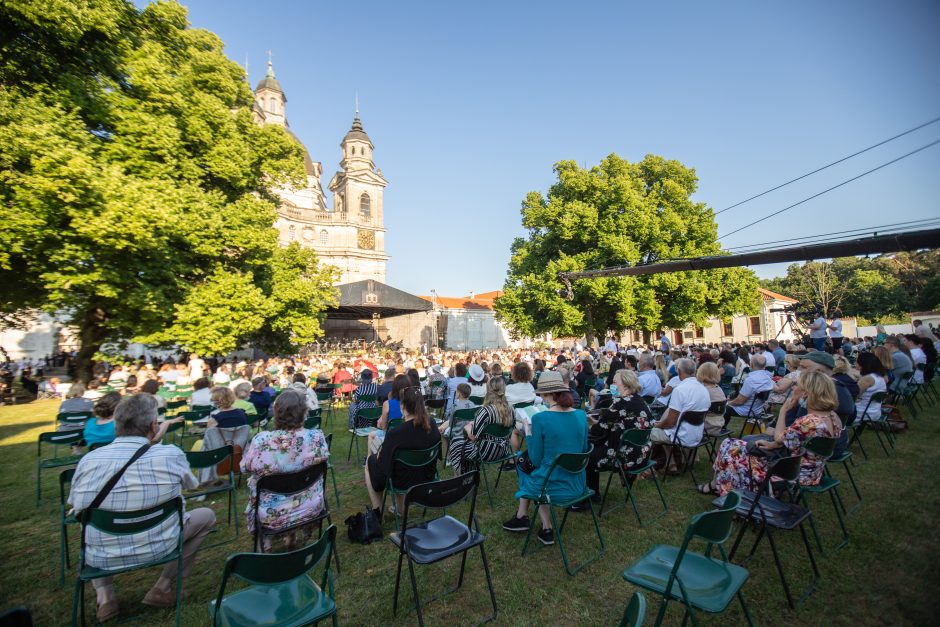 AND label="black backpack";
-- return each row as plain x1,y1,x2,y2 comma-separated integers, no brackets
345,508,383,544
